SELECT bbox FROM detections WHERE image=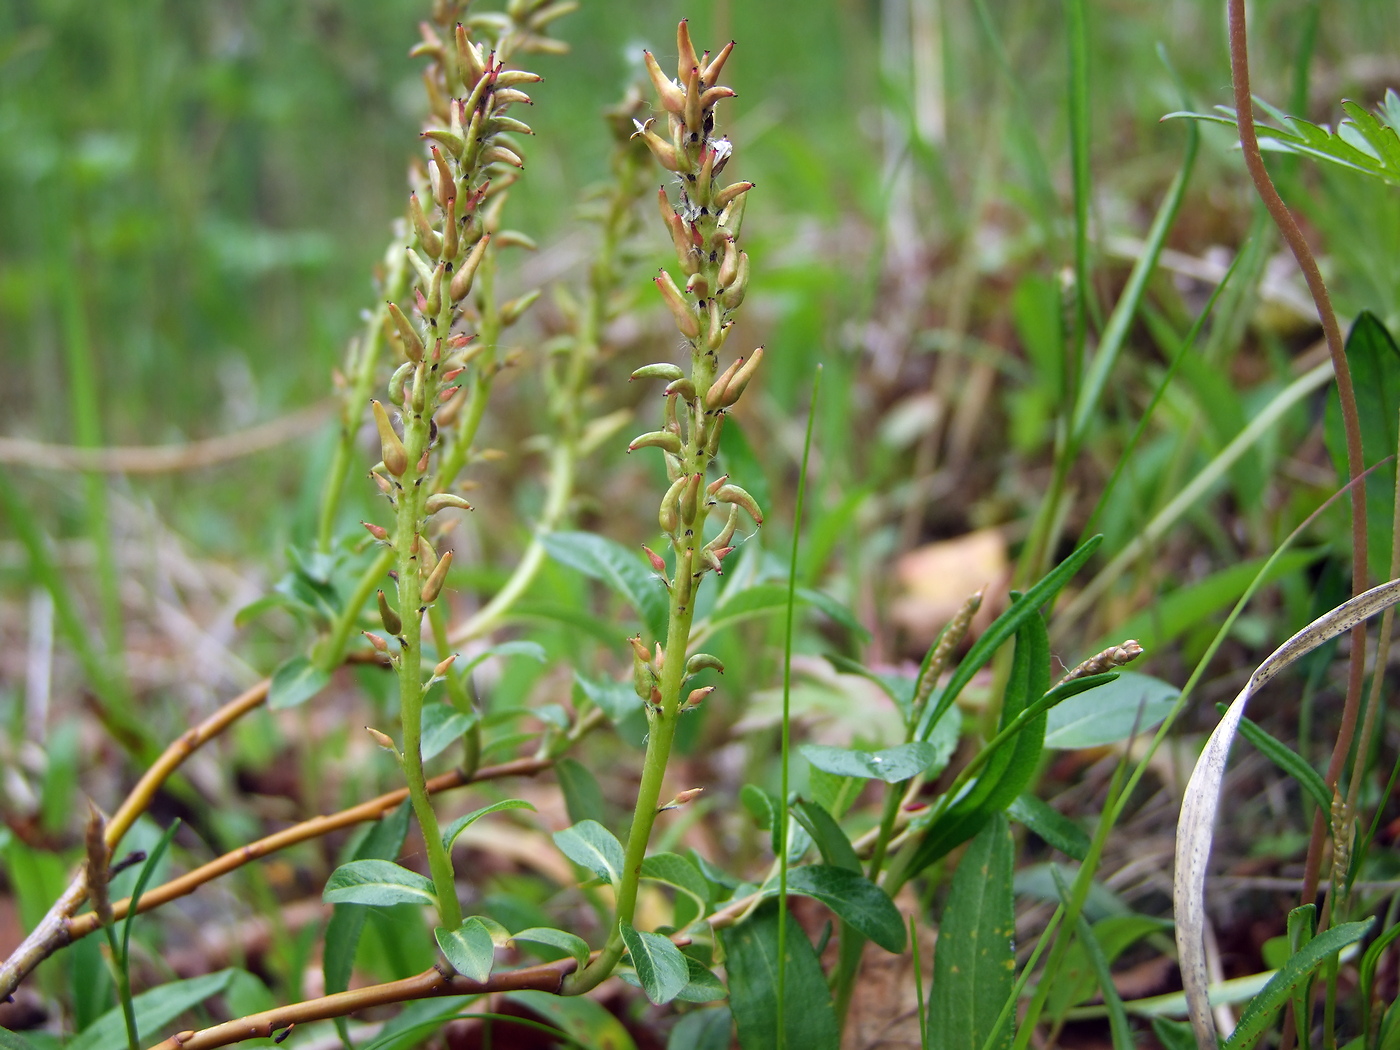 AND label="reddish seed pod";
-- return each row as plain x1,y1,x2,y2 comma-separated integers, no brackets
642,545,667,574
362,520,390,542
